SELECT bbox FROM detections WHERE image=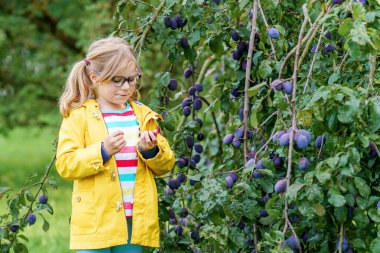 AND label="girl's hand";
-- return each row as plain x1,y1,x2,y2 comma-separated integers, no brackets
139,129,159,151
103,129,125,156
